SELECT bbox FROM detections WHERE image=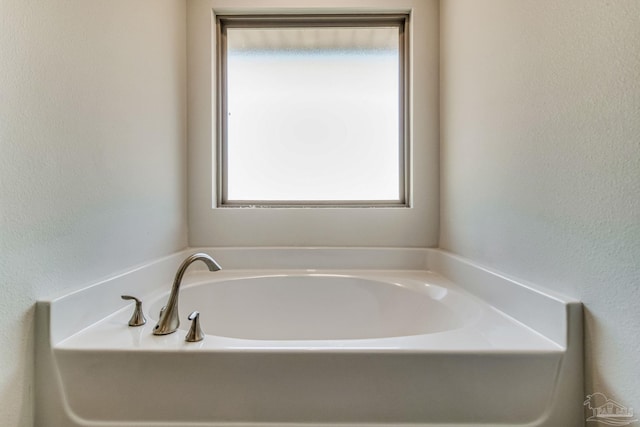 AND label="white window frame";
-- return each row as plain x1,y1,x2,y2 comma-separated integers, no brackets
217,14,409,208
187,0,439,247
